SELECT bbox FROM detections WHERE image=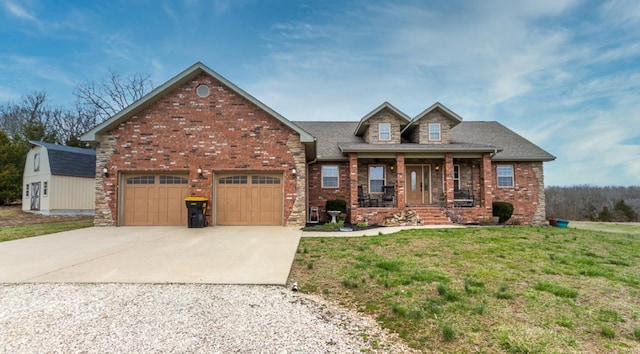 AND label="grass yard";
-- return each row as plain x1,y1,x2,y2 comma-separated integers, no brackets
0,220,93,242
290,226,640,352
